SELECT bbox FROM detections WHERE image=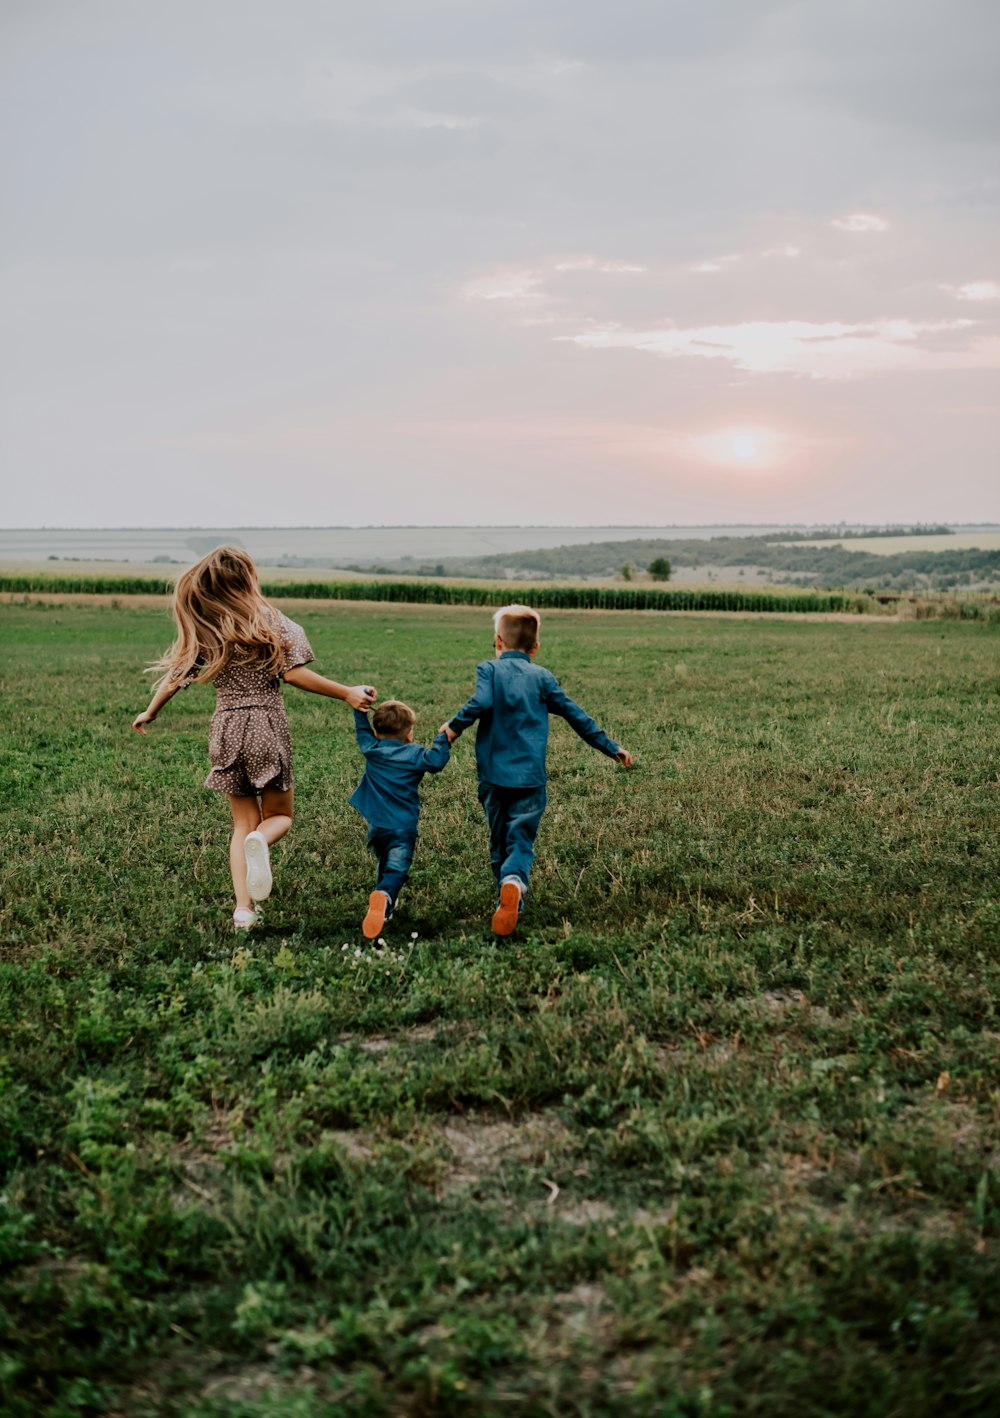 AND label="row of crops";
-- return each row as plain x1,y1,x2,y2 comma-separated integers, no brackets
0,572,863,613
